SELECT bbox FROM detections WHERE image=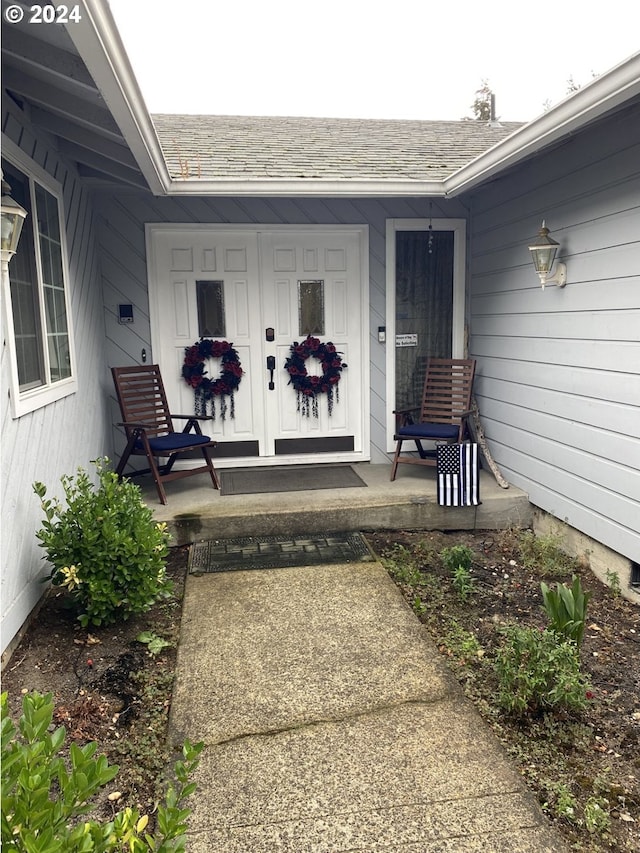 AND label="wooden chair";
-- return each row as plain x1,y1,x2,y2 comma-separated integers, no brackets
112,364,220,504
390,358,476,481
